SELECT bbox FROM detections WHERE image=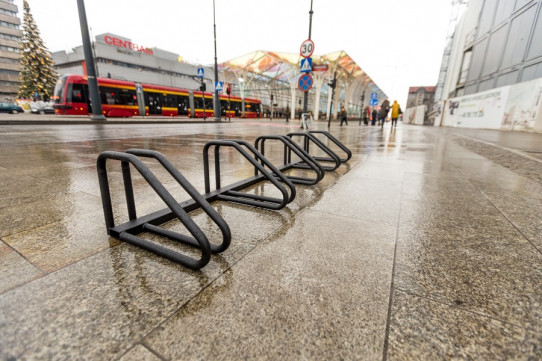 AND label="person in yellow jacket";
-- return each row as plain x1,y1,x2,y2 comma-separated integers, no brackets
390,100,402,127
